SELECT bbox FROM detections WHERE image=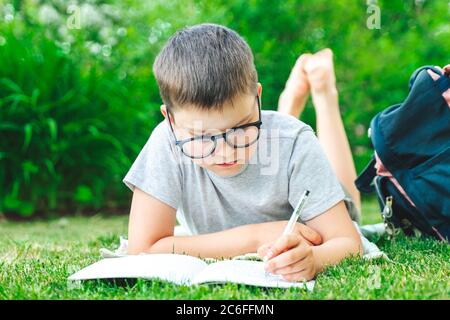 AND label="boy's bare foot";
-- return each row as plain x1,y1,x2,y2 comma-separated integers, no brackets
278,53,312,118
304,48,338,112
284,53,312,99
303,48,337,93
